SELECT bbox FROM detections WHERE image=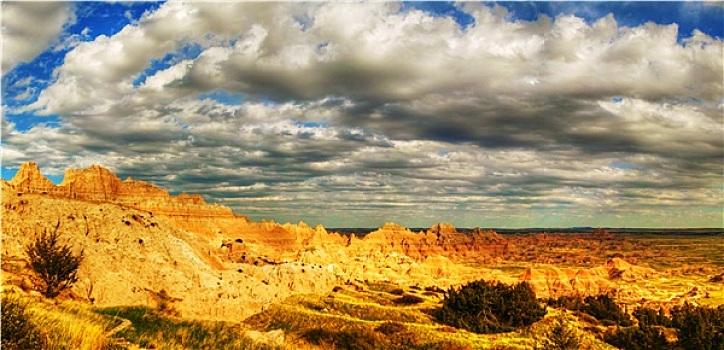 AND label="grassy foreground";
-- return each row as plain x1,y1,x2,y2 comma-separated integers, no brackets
1,290,281,350
244,281,617,350
3,281,619,350
2,292,119,350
